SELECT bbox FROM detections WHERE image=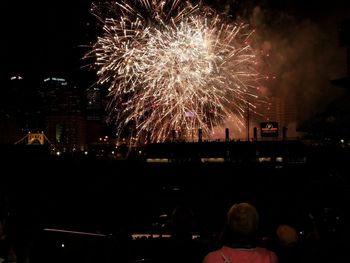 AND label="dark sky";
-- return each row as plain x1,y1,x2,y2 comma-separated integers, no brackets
1,0,349,85
1,1,92,81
